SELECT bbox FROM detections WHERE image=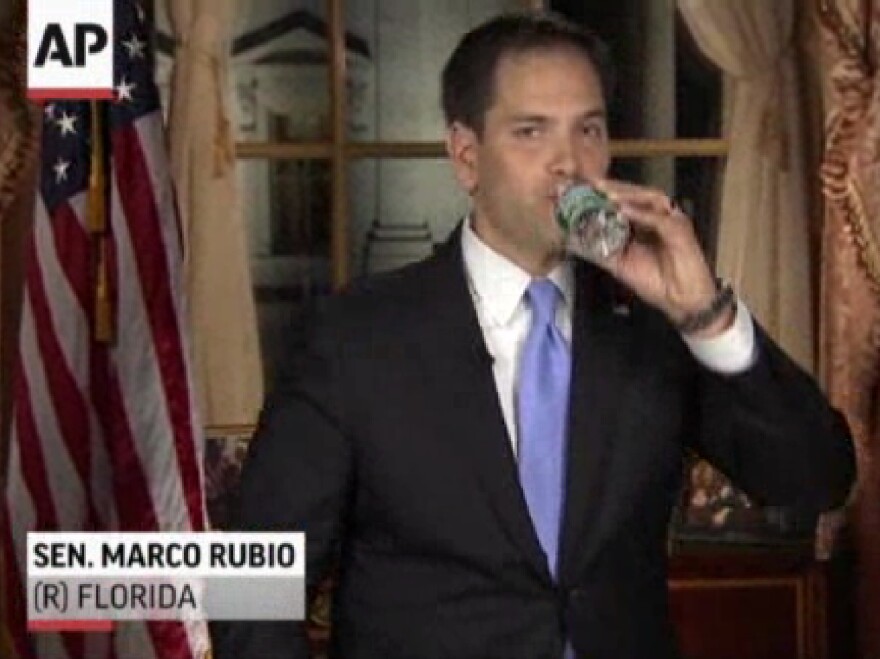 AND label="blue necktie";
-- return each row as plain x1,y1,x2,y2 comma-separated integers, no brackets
517,279,571,579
